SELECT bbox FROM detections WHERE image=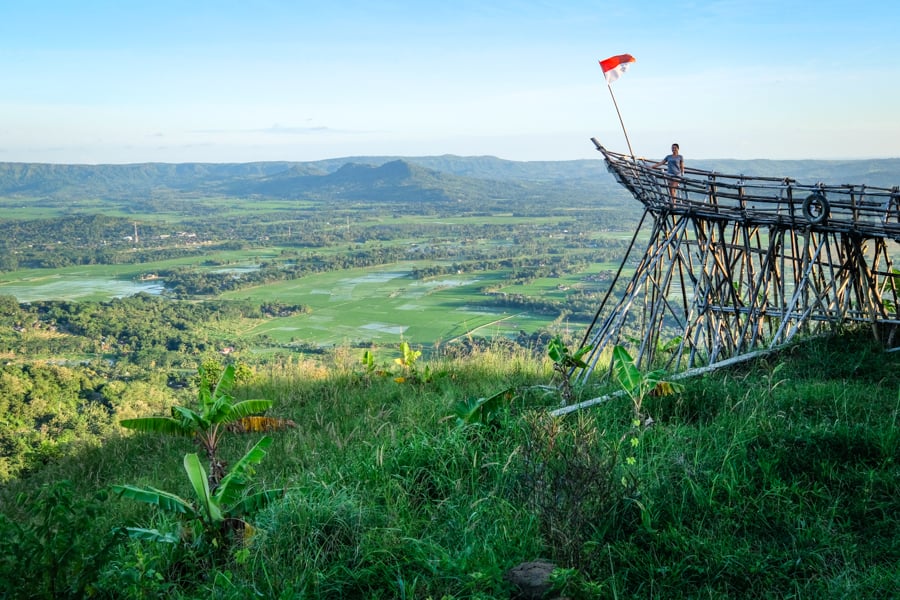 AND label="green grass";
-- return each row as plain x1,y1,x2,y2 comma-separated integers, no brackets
2,329,899,598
